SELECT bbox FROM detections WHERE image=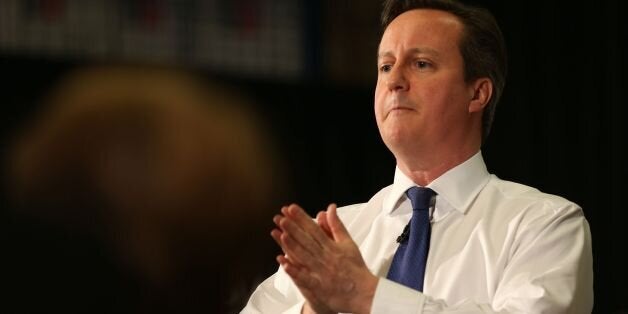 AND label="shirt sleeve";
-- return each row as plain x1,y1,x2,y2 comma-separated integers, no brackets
371,204,593,314
371,279,425,313
240,266,305,314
